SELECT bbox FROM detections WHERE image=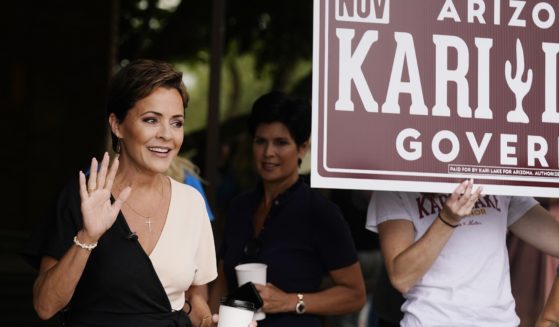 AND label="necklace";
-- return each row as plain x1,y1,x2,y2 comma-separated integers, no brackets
115,177,165,232
123,201,157,232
